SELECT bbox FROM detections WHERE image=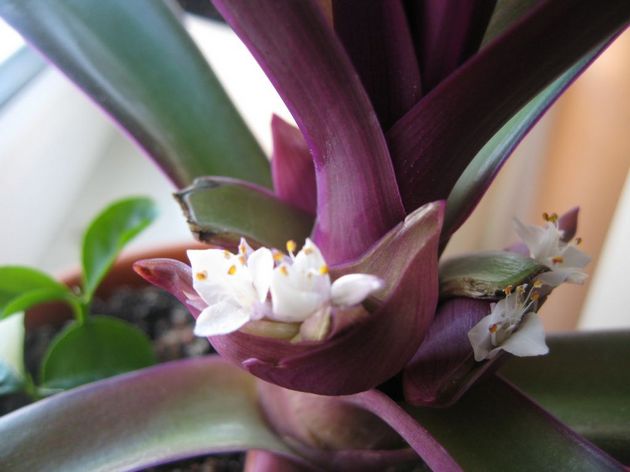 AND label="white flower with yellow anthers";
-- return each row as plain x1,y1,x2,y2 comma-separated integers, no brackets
189,239,274,336
189,238,383,340
514,212,590,287
270,239,384,339
468,283,549,361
